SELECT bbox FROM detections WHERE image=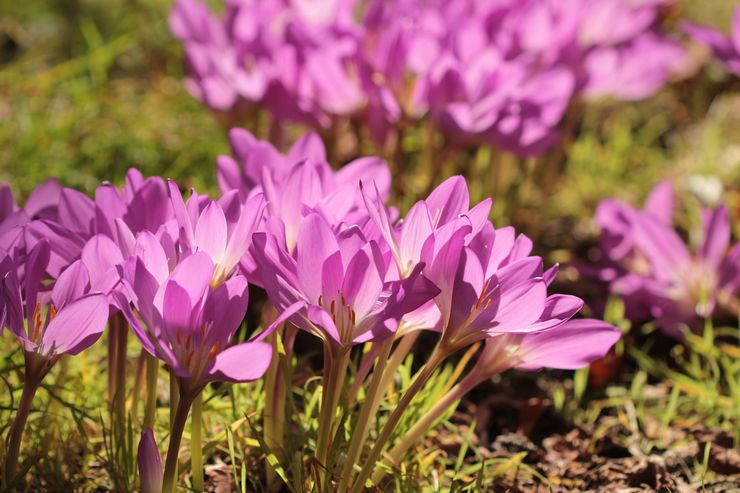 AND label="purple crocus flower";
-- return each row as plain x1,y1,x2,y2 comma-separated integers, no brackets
683,8,740,75
166,180,266,286
217,129,390,254
361,176,492,334
116,236,275,390
582,33,688,101
1,240,109,367
217,129,327,199
470,319,621,378
595,182,740,338
251,212,439,347
427,49,575,156
170,0,365,125
0,240,110,487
